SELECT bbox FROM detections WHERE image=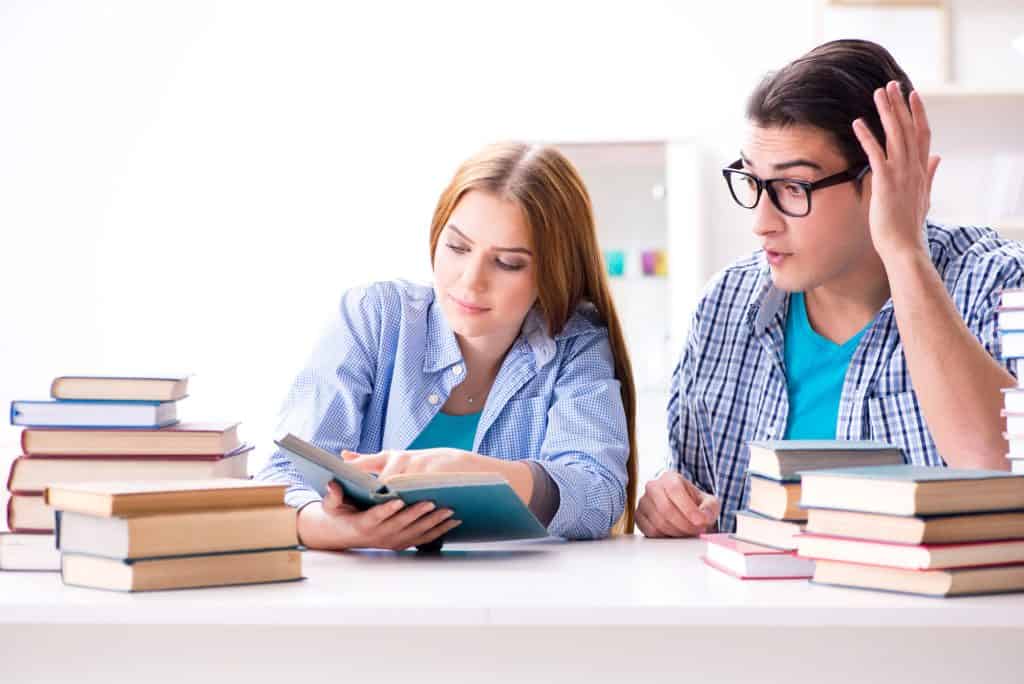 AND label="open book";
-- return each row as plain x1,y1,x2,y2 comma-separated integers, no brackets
274,433,548,543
